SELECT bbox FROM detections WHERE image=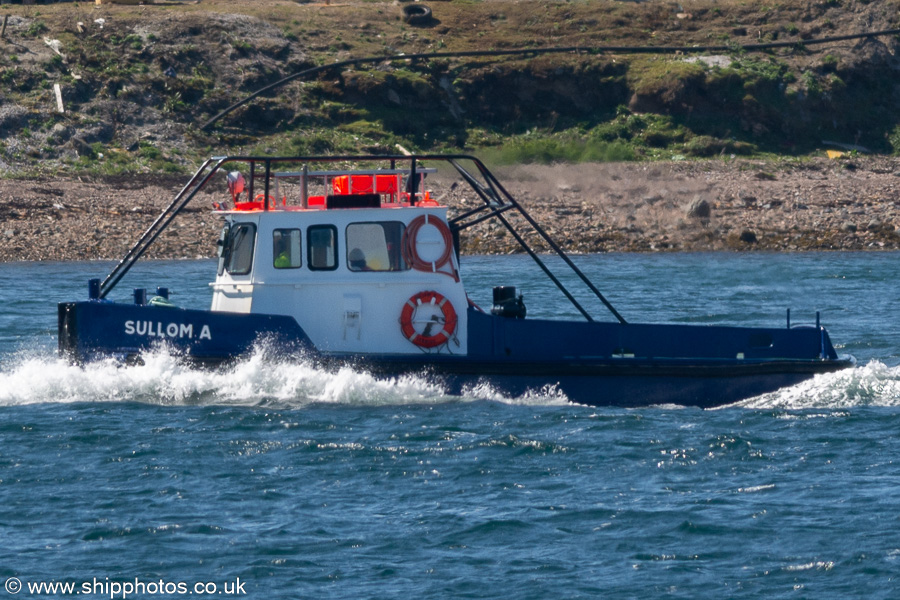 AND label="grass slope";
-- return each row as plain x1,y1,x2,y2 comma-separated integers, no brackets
0,0,899,175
